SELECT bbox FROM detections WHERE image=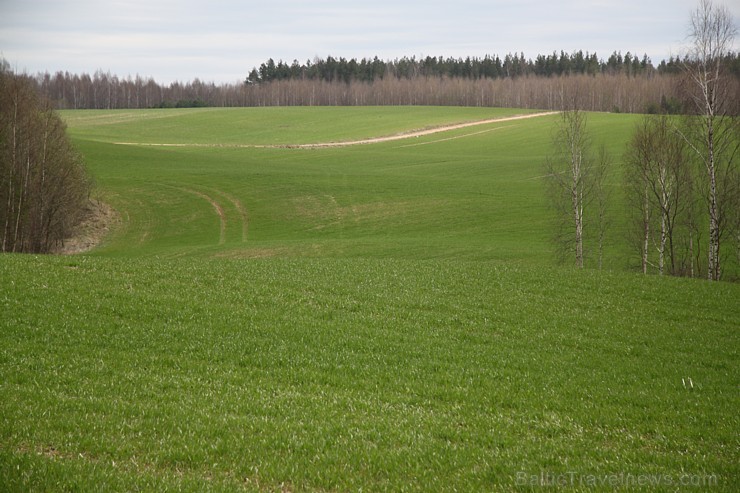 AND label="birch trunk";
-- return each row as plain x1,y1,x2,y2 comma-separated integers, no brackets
642,186,650,274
